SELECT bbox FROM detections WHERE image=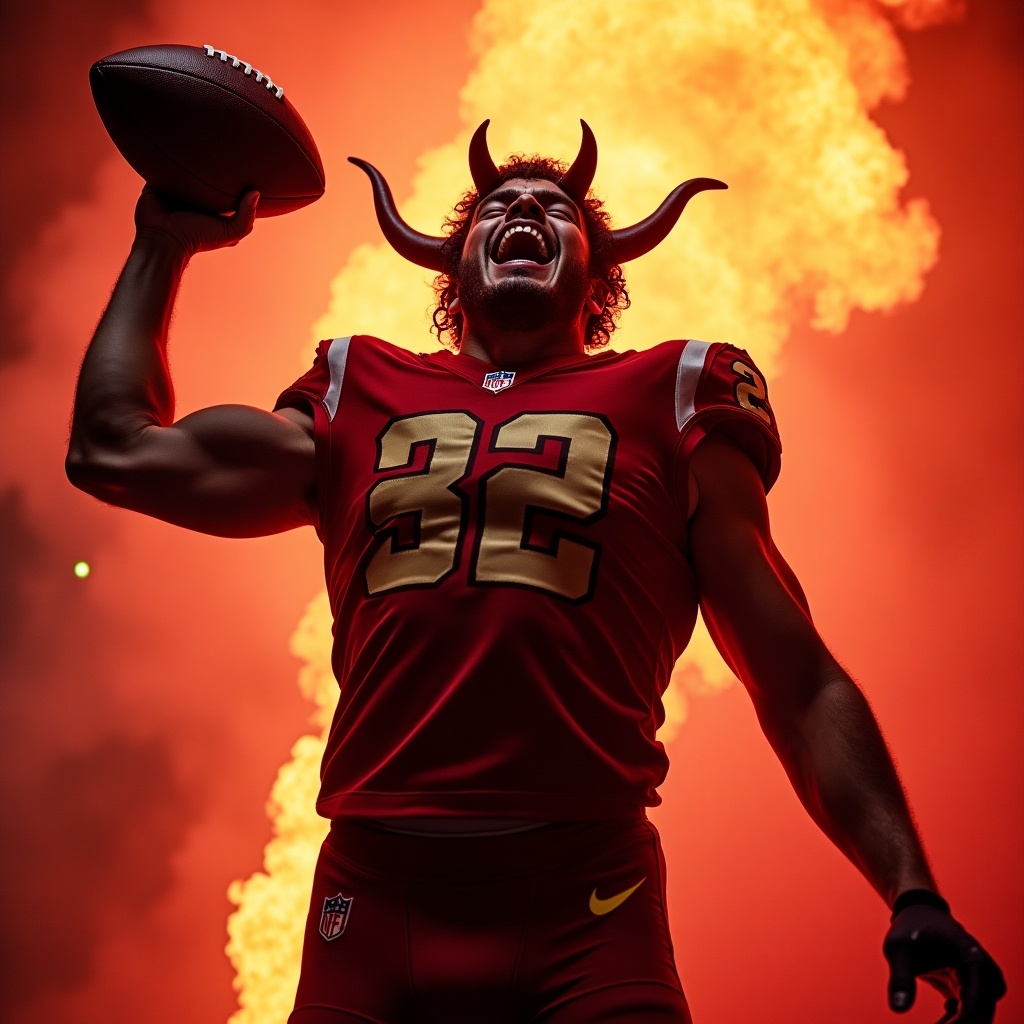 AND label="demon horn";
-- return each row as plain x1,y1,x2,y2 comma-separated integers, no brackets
558,120,598,203
610,178,728,264
469,120,502,196
347,156,446,271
